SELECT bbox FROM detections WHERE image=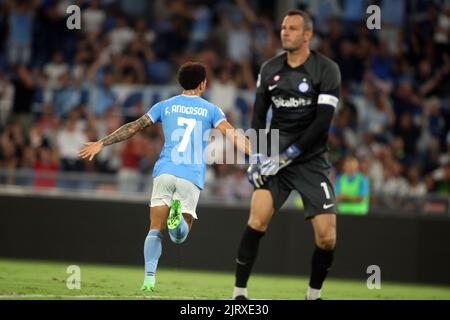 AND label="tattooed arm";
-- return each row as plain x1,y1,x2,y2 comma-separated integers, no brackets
100,114,152,146
79,114,152,161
